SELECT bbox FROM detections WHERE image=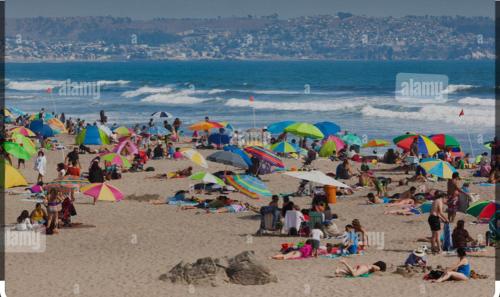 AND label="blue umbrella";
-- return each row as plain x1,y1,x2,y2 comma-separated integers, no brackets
314,122,341,138
208,133,230,146
28,120,54,138
267,121,296,134
224,146,253,167
147,126,169,136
